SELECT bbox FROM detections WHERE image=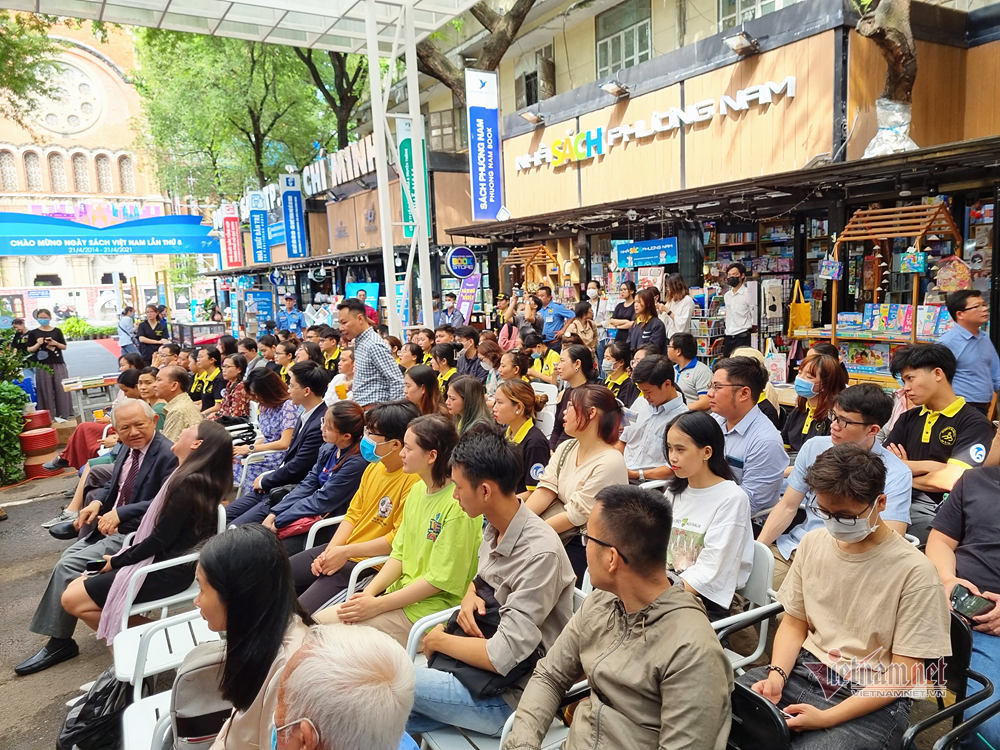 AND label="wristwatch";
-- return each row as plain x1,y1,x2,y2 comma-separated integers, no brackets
639,469,646,482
